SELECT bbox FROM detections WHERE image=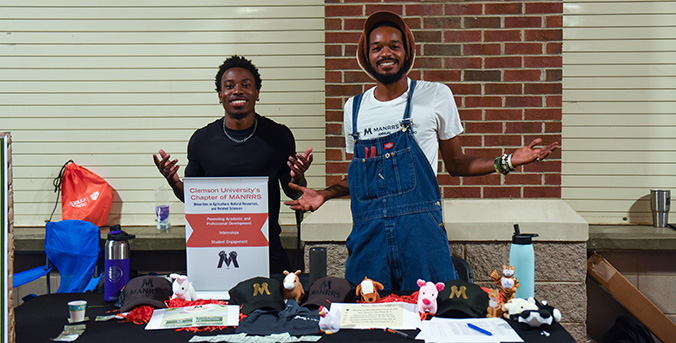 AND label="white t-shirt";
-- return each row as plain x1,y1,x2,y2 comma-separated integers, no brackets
344,78,464,173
